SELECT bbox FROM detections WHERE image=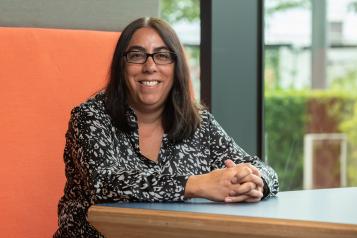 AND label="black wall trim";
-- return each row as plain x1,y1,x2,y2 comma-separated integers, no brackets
257,0,264,159
200,0,212,111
